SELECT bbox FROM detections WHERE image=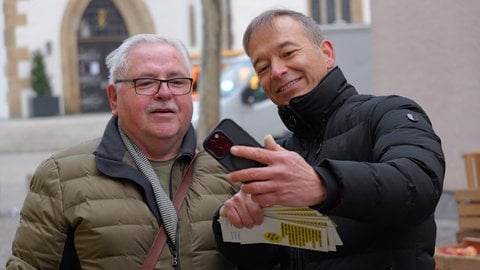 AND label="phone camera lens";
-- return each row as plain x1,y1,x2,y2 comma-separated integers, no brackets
207,132,232,158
